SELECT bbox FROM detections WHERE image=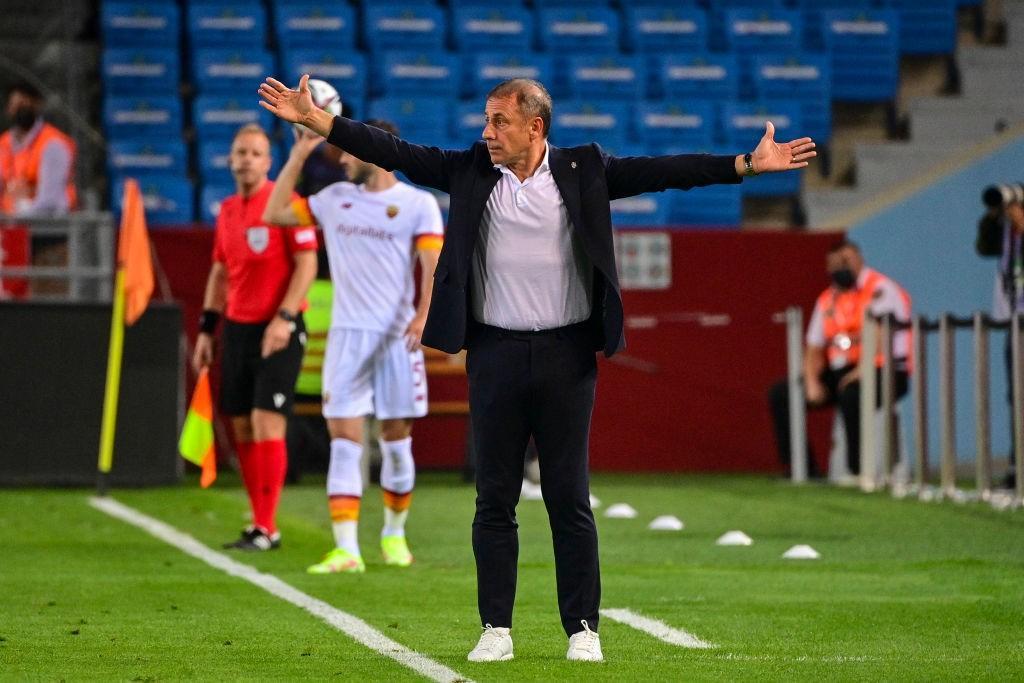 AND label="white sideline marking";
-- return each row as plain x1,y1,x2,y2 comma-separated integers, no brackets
601,608,716,649
89,496,471,683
